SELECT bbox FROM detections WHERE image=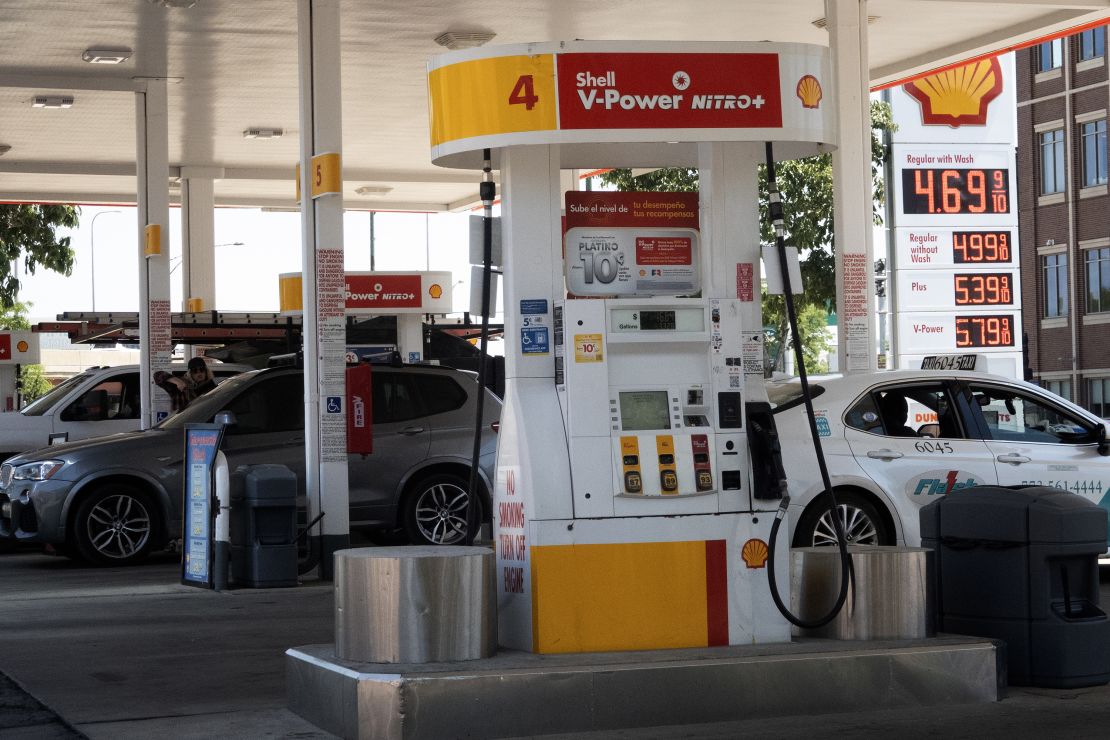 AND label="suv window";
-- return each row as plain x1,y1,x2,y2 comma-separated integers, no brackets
968,384,1096,445
60,373,139,422
412,373,468,416
372,372,421,424
224,374,305,434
